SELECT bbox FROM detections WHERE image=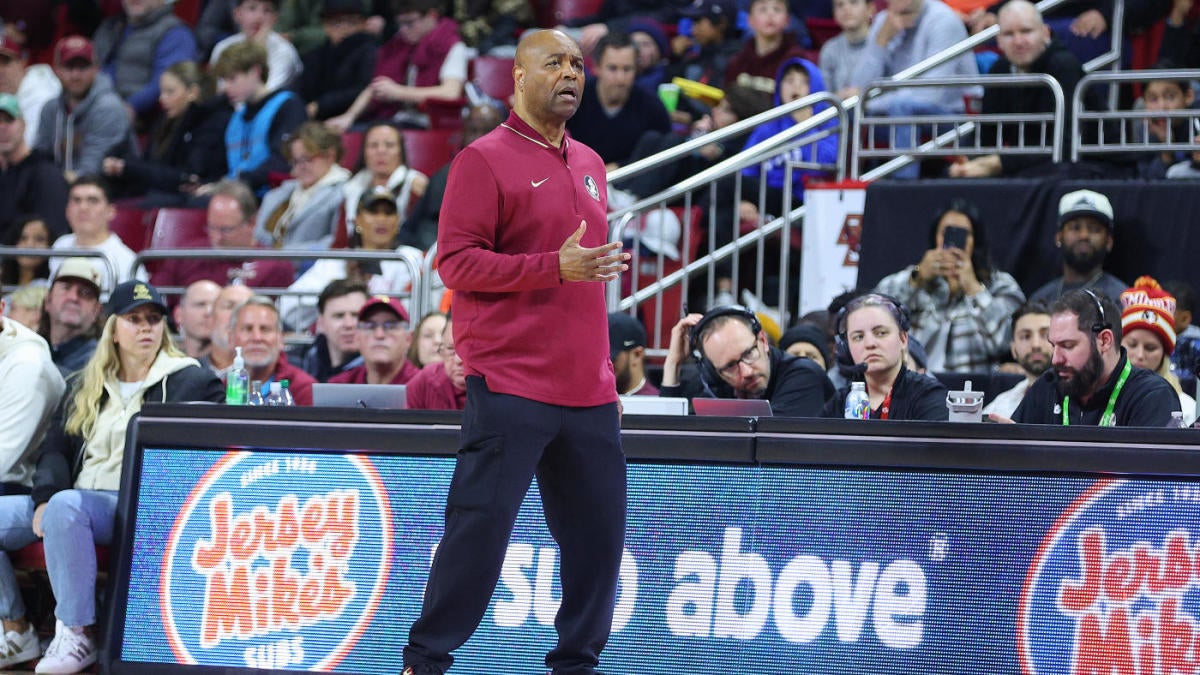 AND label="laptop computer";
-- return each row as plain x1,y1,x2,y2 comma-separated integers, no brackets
619,396,689,416
311,383,408,409
691,397,774,417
